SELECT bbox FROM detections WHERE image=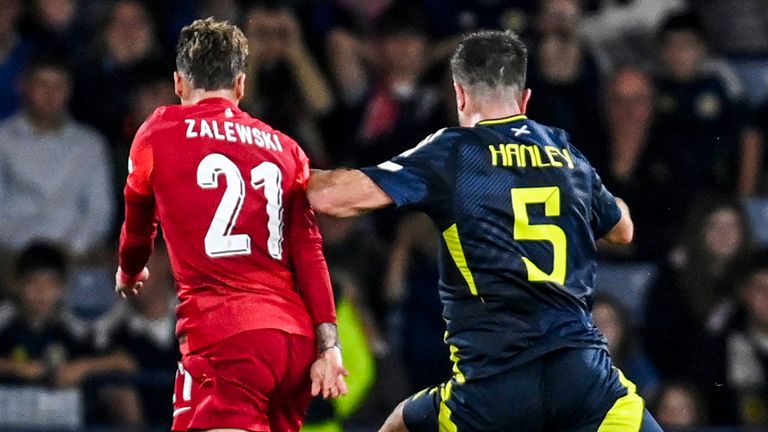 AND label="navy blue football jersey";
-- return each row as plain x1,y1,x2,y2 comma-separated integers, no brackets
361,114,622,379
